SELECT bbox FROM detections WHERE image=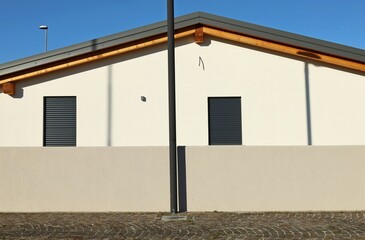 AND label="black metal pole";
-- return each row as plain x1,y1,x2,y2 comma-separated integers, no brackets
45,28,48,52
167,0,177,214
